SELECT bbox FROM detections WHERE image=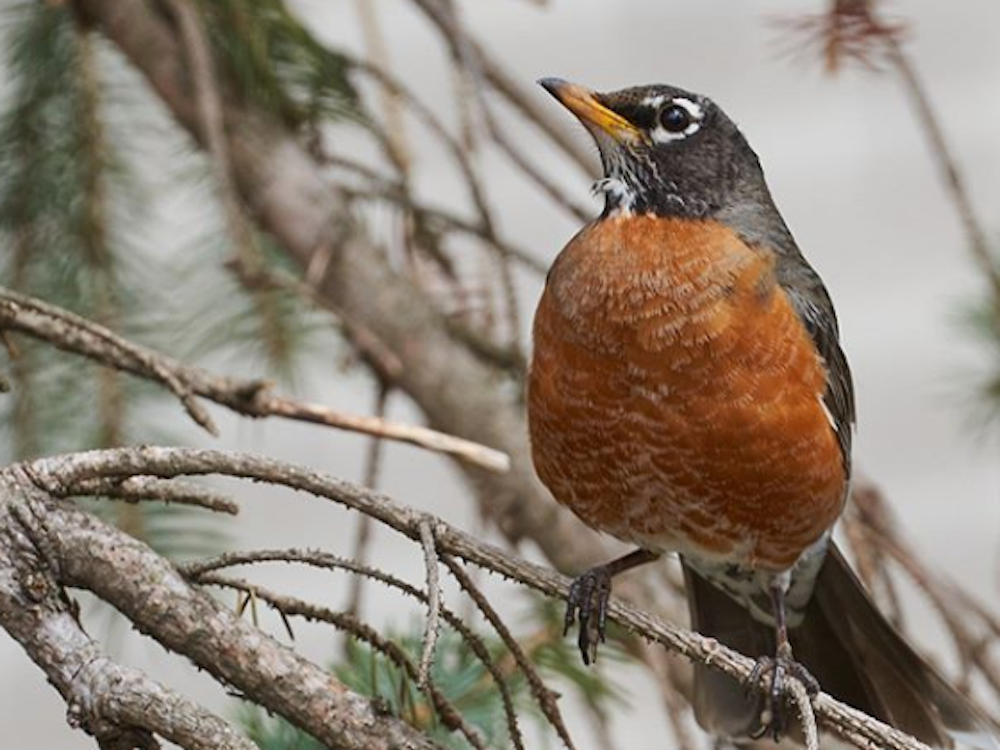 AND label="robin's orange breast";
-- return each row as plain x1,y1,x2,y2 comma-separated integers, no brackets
528,215,846,571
